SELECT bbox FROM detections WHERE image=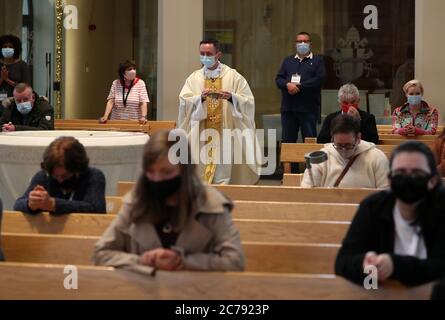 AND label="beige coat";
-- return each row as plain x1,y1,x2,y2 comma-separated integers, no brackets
92,185,245,272
301,140,390,189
